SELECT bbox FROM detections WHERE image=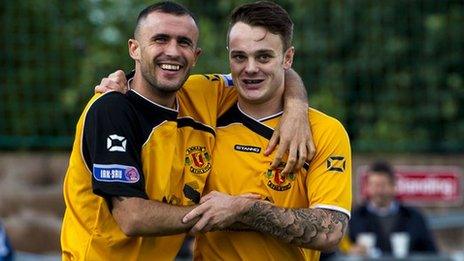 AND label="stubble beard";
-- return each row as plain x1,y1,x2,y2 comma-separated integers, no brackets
141,62,191,96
